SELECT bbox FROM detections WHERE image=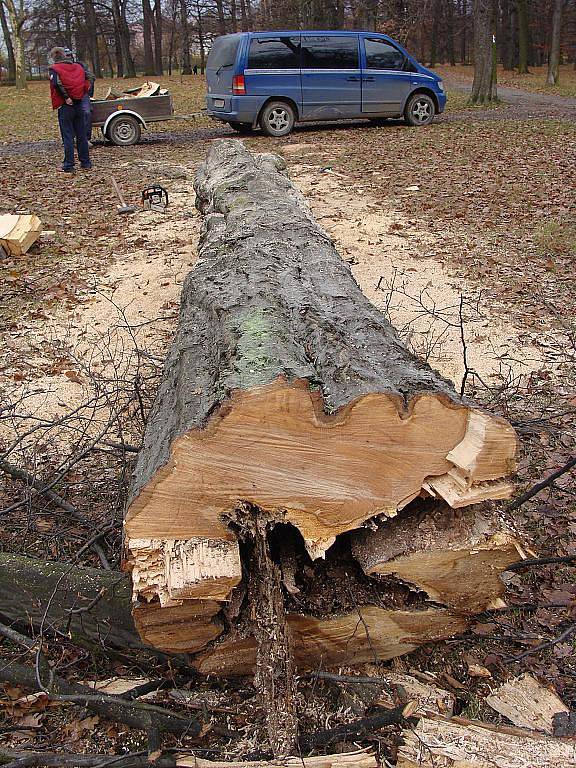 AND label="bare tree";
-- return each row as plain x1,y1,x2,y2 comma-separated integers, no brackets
0,0,16,81
547,0,564,84
1,0,27,90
